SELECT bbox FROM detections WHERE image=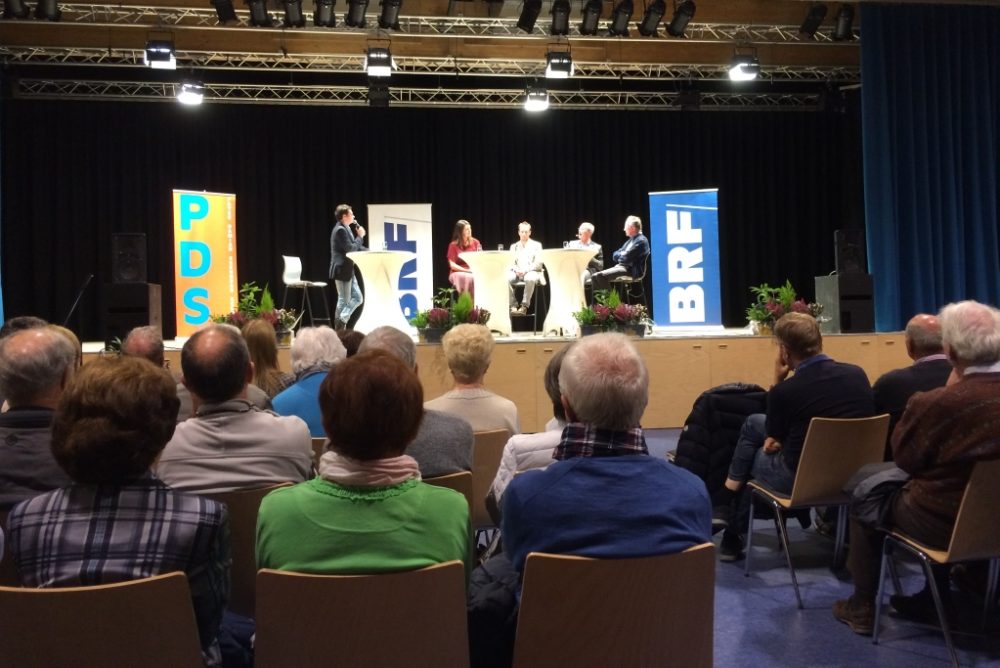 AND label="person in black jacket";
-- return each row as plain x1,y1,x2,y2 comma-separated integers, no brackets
328,203,367,329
